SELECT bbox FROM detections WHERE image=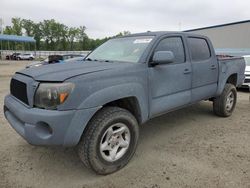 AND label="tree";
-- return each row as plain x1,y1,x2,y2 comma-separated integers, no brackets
59,25,68,50
2,17,131,51
40,19,56,50
77,26,87,50
40,19,71,50
3,26,13,35
115,31,131,37
67,27,78,50
22,19,35,36
33,22,43,50
11,17,22,35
